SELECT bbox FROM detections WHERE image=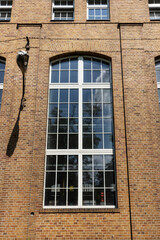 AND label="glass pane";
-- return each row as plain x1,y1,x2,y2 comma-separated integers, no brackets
83,134,92,148
59,123,67,133
0,62,5,70
46,172,56,188
47,134,57,149
83,103,92,117
50,89,58,102
70,70,78,83
56,189,66,206
83,89,91,102
105,172,114,187
95,9,100,16
60,70,69,83
0,71,4,83
45,189,55,206
68,172,78,187
103,104,112,117
104,134,113,148
84,58,91,69
58,155,67,170
61,59,69,69
94,155,103,170
0,90,2,103
93,103,102,117
83,155,92,170
48,122,57,133
93,134,103,149
59,103,68,117
69,155,78,170
60,89,68,102
104,118,112,132
102,61,109,70
70,89,78,102
93,70,101,83
52,61,59,70
51,70,59,83
49,104,58,117
83,190,93,205
69,134,78,149
103,89,112,103
69,103,78,117
89,9,94,15
102,70,110,82
68,189,78,205
94,189,105,205
104,155,114,170
46,155,56,170
106,189,115,205
57,172,67,188
70,58,78,69
58,134,67,149
95,0,100,4
102,9,107,16
83,172,93,186
93,118,102,132
156,70,160,83
93,89,102,102
84,70,91,83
